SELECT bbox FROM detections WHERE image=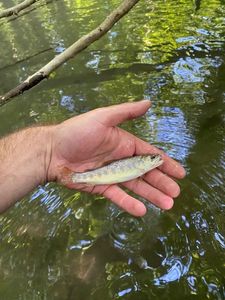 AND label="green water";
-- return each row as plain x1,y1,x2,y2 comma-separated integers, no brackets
0,0,225,299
